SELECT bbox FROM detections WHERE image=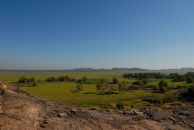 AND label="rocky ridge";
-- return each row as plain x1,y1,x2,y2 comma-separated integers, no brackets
0,82,194,130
